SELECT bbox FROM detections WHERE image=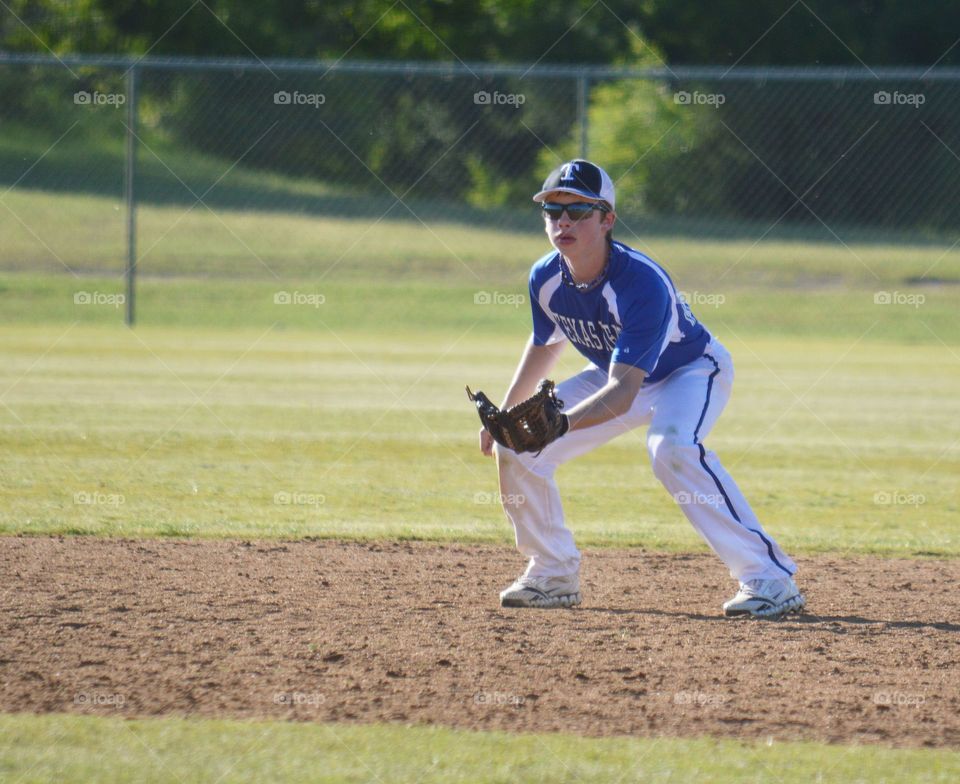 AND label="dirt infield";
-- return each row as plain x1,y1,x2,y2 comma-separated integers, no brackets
1,536,958,747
